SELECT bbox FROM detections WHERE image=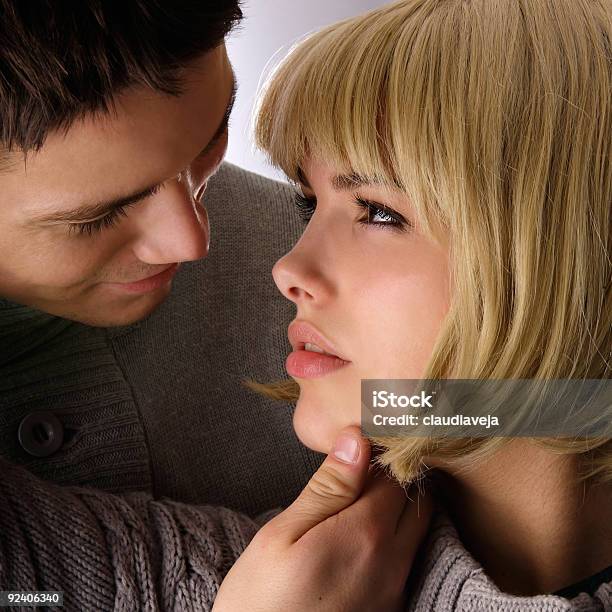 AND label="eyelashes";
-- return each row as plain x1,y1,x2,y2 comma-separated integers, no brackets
294,193,317,223
70,186,410,237
68,203,136,236
68,183,163,237
293,192,411,232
